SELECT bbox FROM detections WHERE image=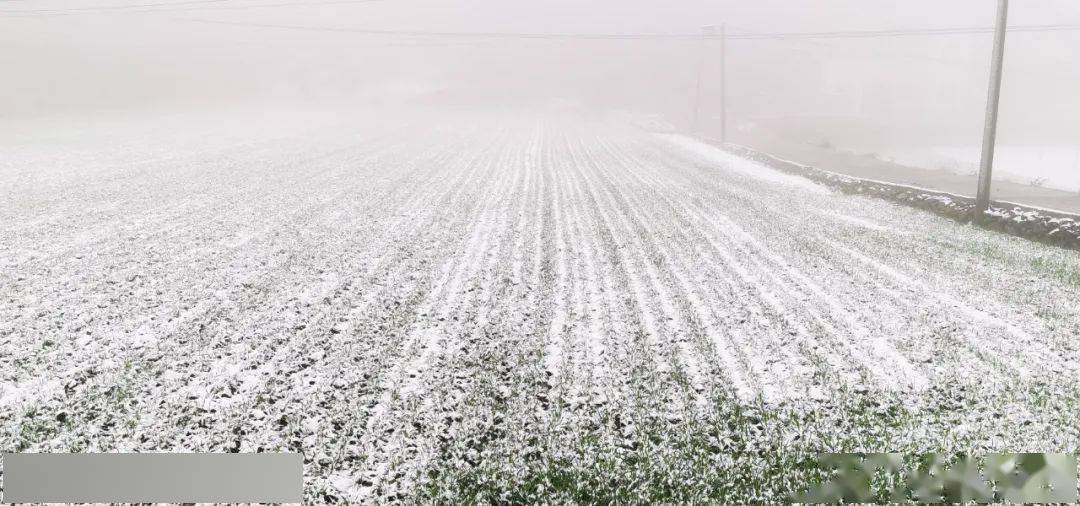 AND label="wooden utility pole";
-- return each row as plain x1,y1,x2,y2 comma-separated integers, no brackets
975,0,1009,214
